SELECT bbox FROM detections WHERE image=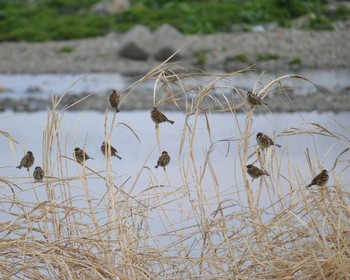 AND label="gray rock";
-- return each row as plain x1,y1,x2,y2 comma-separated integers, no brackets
119,25,153,60
152,24,185,61
92,0,130,15
26,85,43,93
